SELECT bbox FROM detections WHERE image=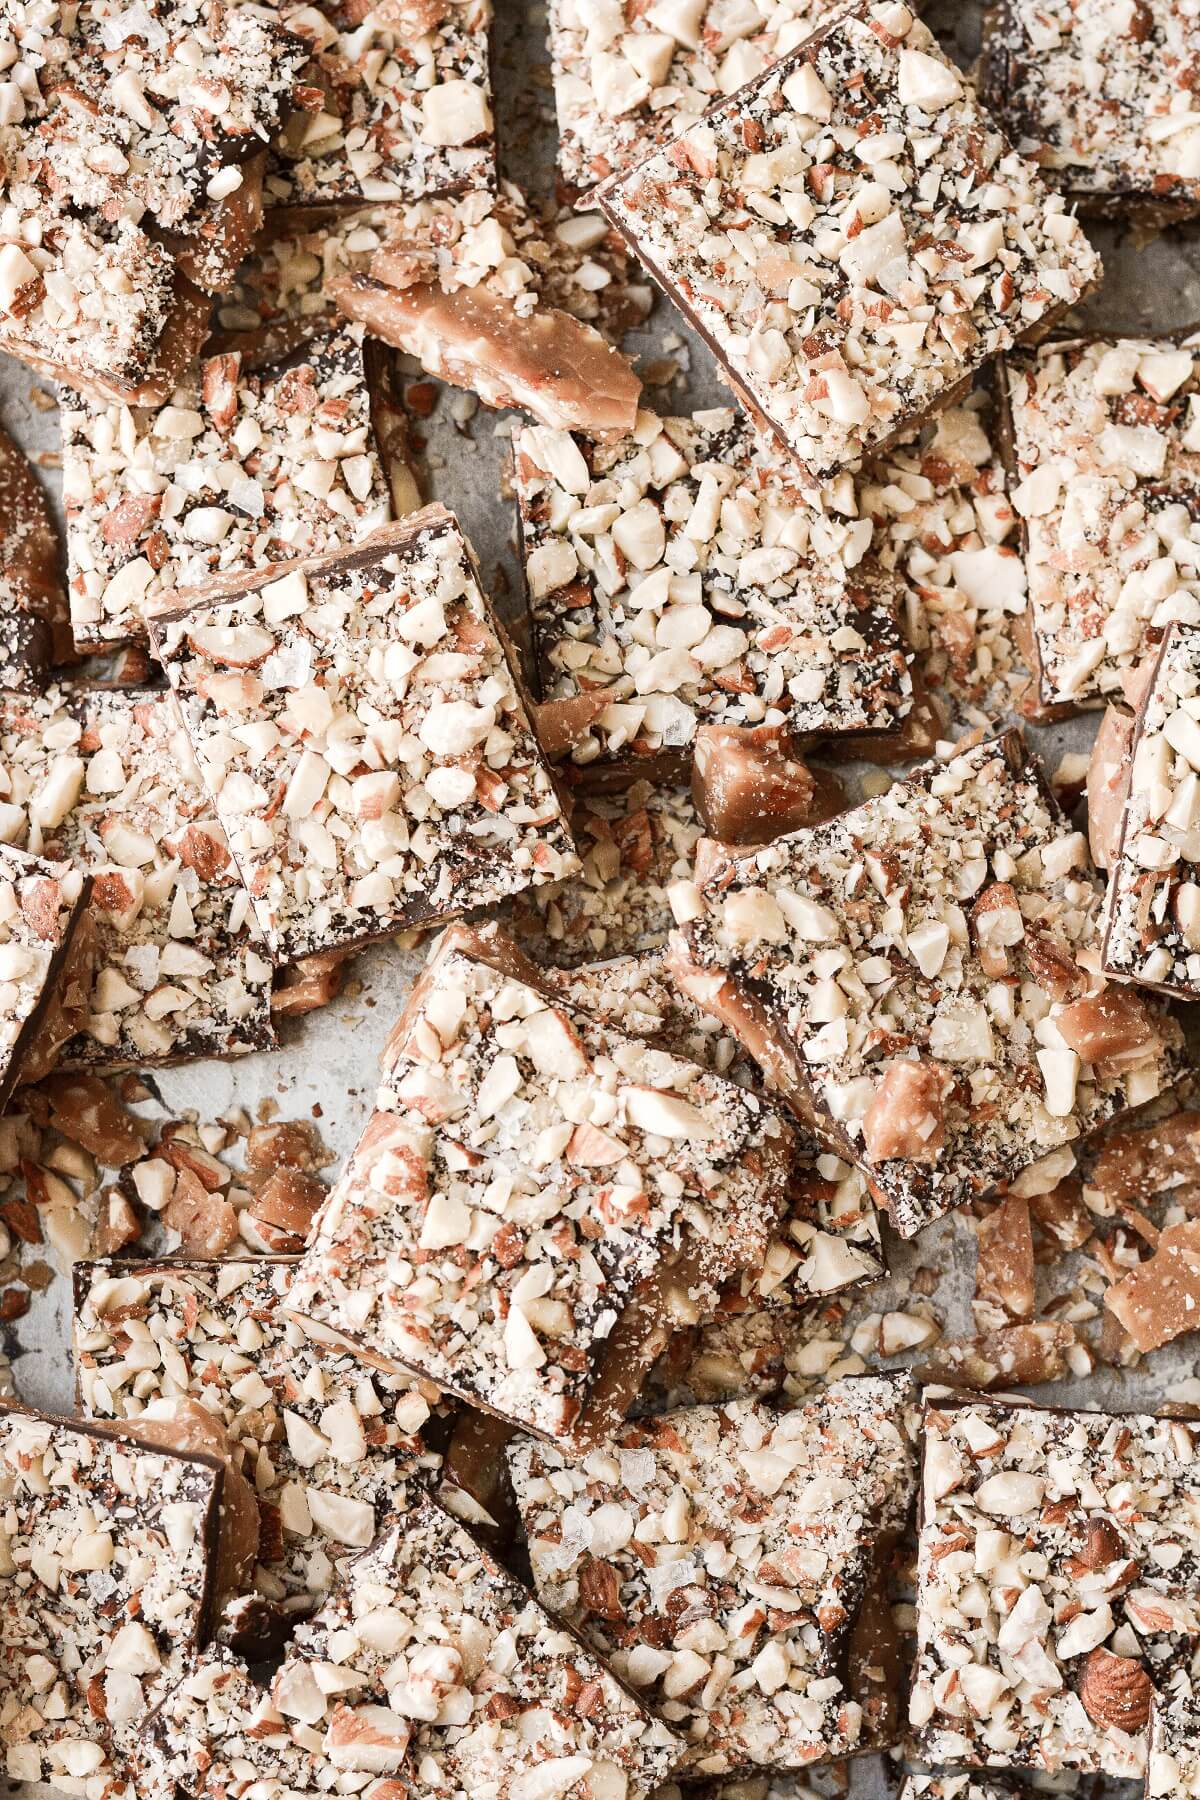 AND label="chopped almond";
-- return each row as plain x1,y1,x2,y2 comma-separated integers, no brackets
861,1059,946,1164
970,880,1024,978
